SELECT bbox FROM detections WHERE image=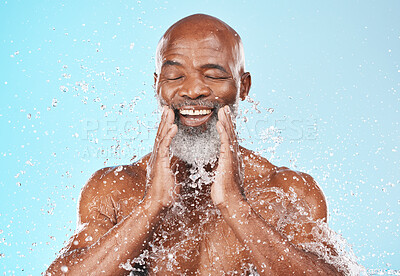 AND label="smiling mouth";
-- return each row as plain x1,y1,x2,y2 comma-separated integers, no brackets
178,106,214,127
